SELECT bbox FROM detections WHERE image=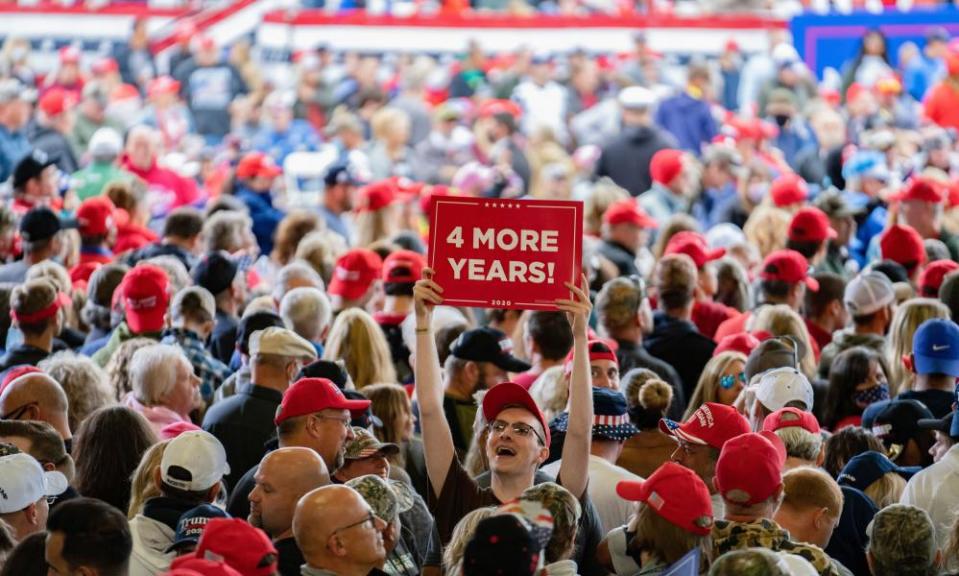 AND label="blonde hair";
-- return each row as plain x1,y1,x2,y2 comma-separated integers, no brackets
128,440,168,519
294,231,347,286
684,352,747,419
364,383,412,445
465,389,489,477
25,261,79,329
744,205,791,260
371,107,410,144
632,501,709,566
322,308,397,390
528,366,569,422
886,298,950,395
863,472,907,509
443,507,496,575
652,214,699,260
781,467,843,519
752,304,817,379
584,178,629,236
355,204,399,249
